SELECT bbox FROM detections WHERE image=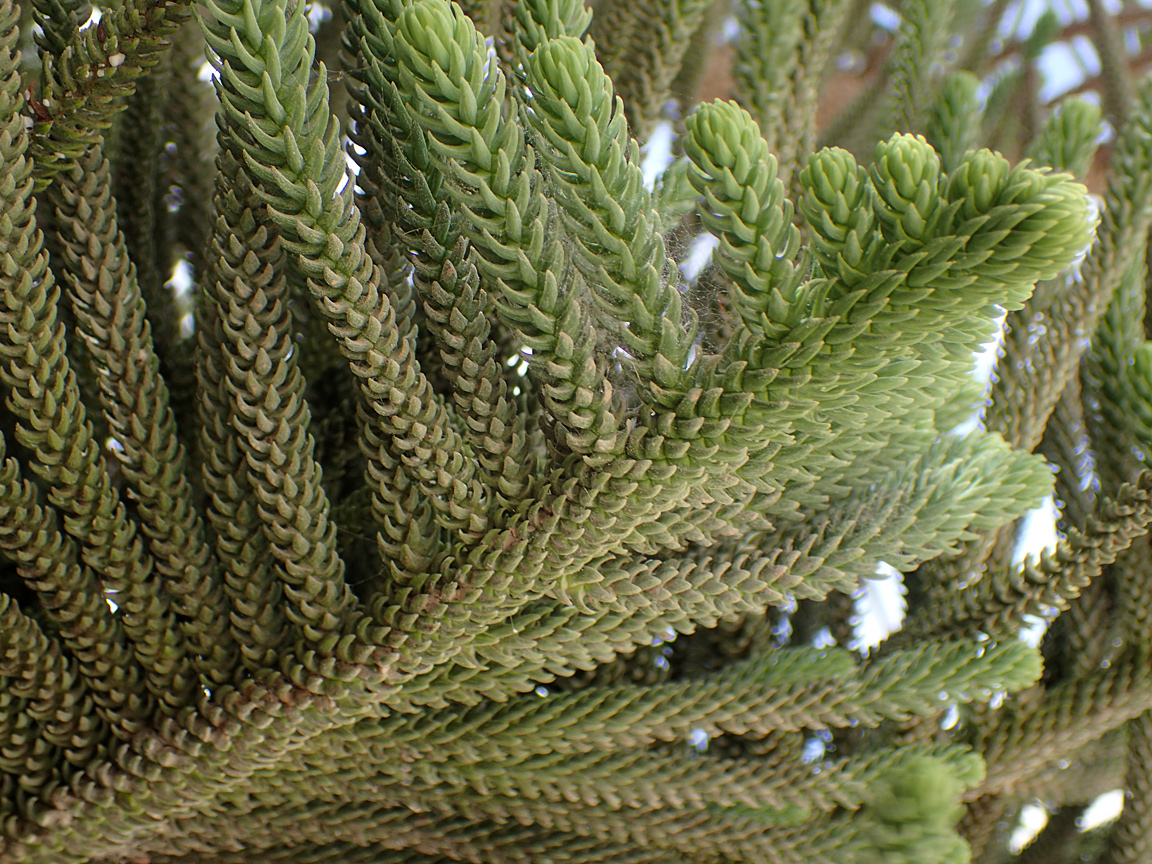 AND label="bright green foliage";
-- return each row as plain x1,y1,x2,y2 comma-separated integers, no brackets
0,0,1151,862
890,0,958,132
856,756,973,864
1027,98,1105,179
924,72,982,174
731,0,805,160
684,99,805,341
